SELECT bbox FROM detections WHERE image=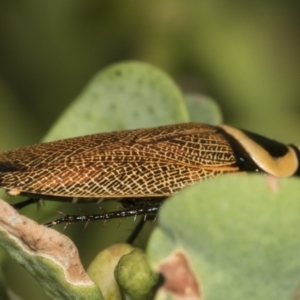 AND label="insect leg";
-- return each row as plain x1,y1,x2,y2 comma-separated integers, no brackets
44,204,161,228
11,198,39,210
126,217,147,244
